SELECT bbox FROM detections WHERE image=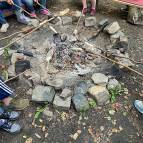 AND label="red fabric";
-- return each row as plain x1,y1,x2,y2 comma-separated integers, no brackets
118,0,143,6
